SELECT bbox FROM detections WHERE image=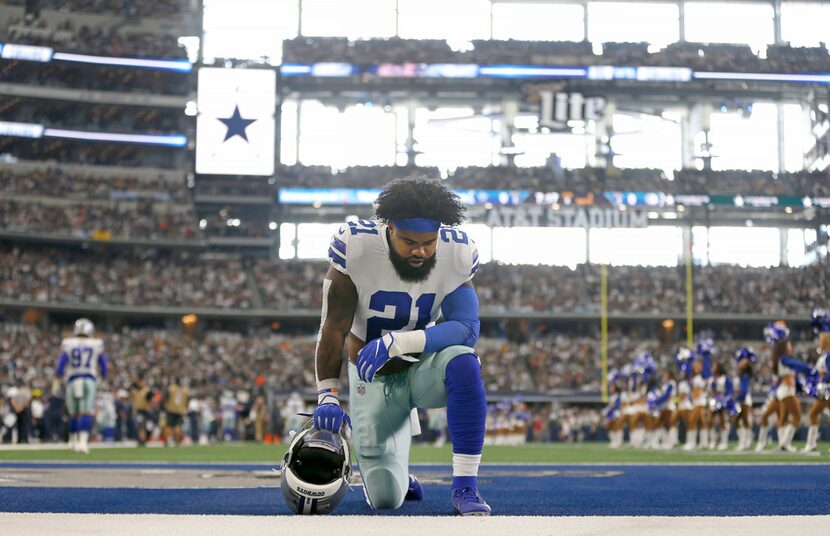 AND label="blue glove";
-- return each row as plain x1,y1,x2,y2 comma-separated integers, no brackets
312,402,351,434
356,333,395,383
